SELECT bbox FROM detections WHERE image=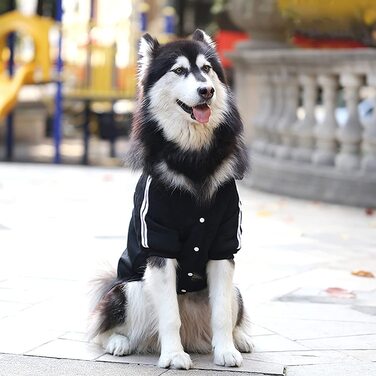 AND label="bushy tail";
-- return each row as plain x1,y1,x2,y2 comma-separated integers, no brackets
88,267,127,339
